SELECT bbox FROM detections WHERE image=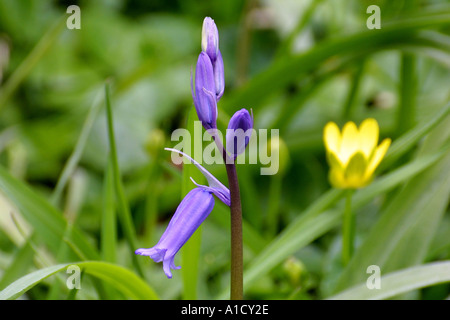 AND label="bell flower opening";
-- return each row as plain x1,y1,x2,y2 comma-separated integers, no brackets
323,118,391,189
136,148,231,278
135,188,215,278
